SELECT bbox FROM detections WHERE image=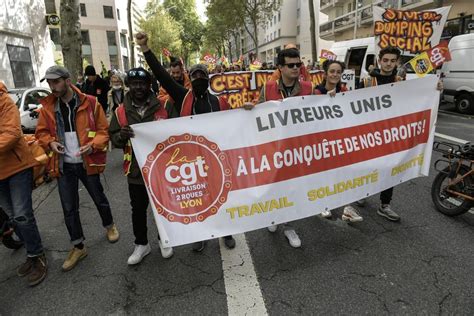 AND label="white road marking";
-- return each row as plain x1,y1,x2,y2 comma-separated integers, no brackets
434,132,468,144
219,234,268,316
